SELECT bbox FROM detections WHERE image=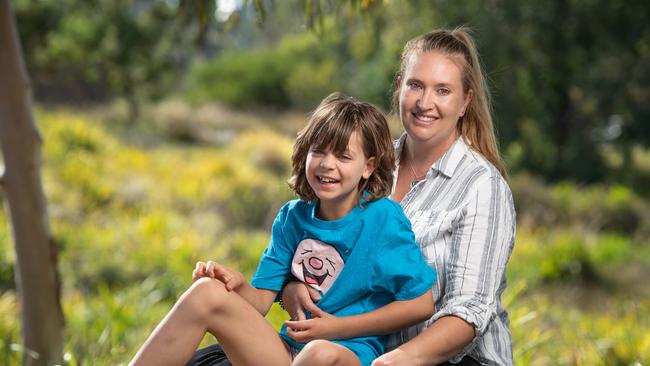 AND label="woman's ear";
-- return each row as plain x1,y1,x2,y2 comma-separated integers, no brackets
362,157,377,180
396,76,402,89
461,89,474,117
